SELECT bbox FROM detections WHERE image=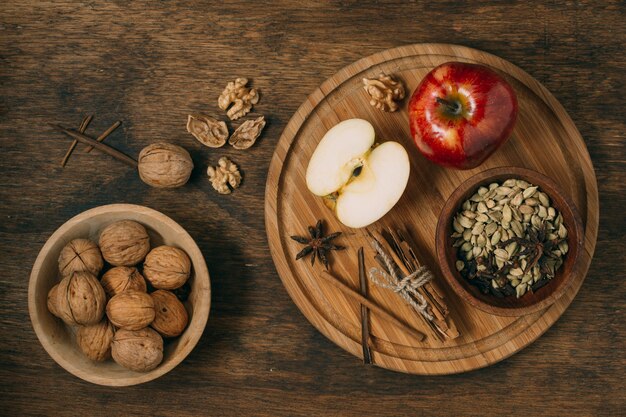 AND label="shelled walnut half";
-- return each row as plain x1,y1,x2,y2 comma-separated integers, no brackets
186,114,229,148
207,157,242,194
218,77,259,120
229,116,266,150
362,73,405,112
